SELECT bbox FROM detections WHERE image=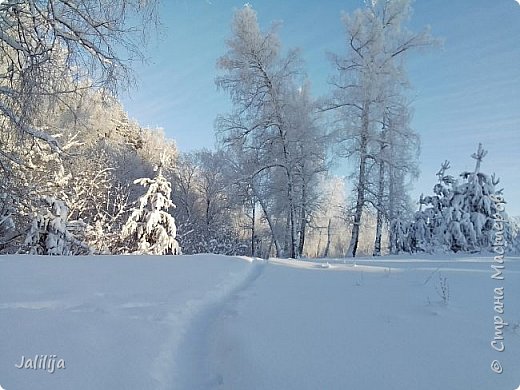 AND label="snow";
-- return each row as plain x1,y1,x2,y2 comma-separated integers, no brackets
1,253,520,389
208,255,520,389
0,255,260,389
